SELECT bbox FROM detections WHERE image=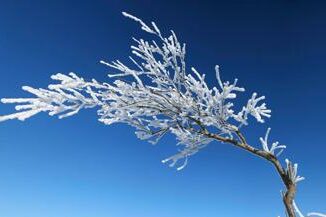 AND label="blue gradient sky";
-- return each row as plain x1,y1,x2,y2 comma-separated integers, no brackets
0,1,325,216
